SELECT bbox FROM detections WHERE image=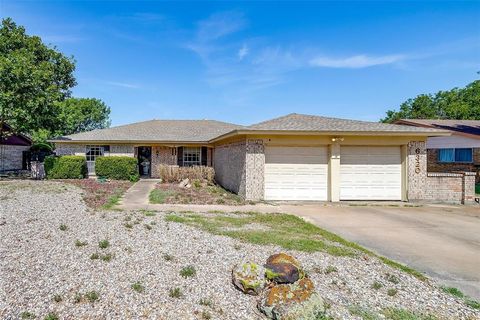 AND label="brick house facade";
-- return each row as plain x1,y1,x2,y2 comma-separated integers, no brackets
51,114,477,204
